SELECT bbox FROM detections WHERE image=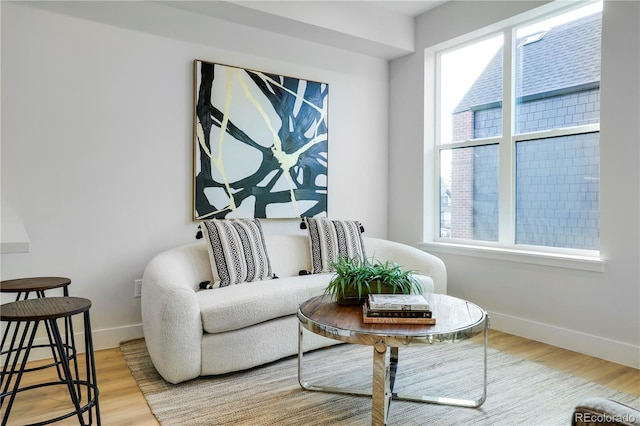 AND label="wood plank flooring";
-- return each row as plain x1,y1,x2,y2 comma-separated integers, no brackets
1,345,156,425
2,330,638,425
